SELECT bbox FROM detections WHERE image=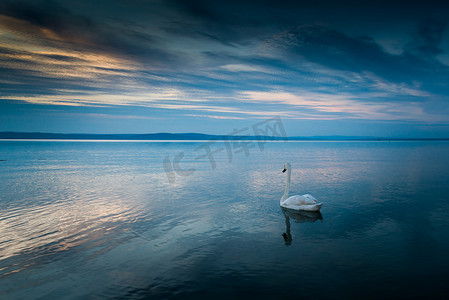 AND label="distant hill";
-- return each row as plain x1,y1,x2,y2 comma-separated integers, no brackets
0,132,286,140
0,132,448,141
